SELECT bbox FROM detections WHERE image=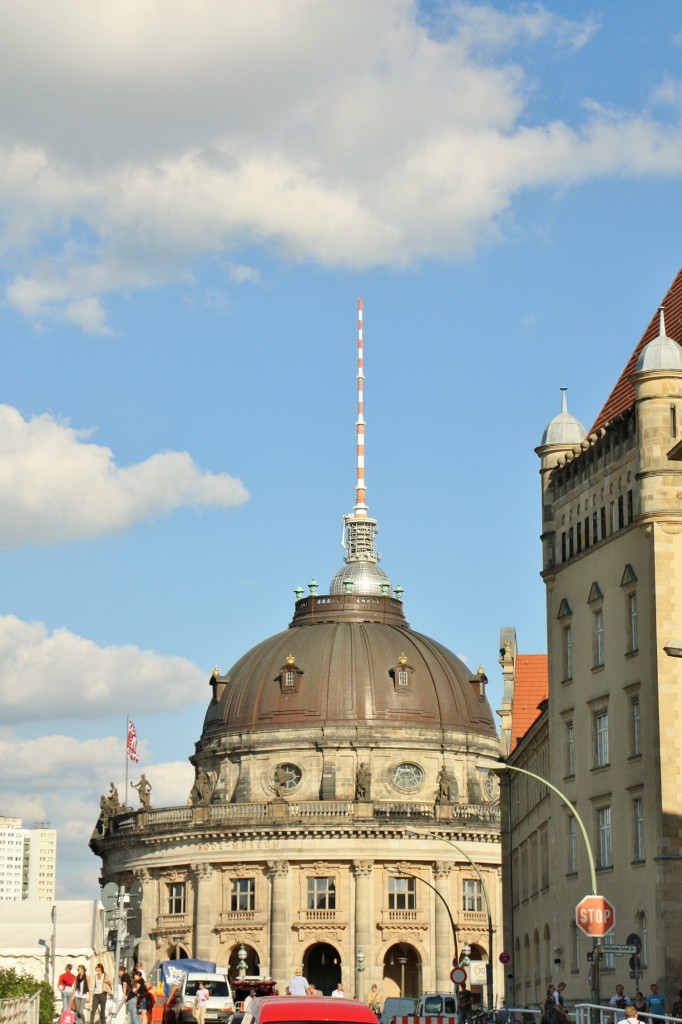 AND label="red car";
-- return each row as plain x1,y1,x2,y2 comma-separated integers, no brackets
244,997,379,1024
